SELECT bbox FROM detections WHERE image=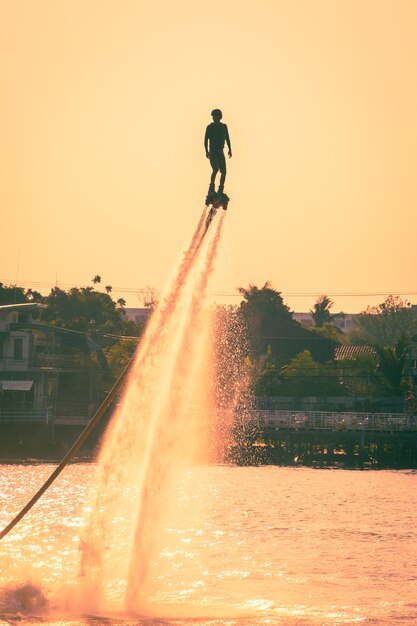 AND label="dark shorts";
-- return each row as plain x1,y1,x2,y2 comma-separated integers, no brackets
209,149,226,174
